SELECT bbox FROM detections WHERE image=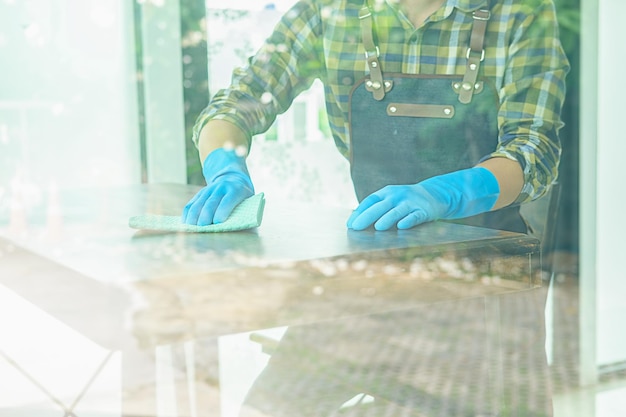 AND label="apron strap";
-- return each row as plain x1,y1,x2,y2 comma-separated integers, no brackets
359,1,492,104
458,7,491,104
359,5,386,101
